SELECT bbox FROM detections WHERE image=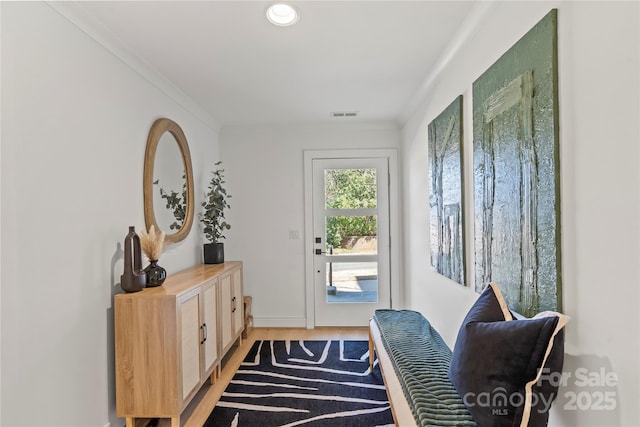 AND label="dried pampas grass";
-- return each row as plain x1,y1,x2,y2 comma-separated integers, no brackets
139,225,166,261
